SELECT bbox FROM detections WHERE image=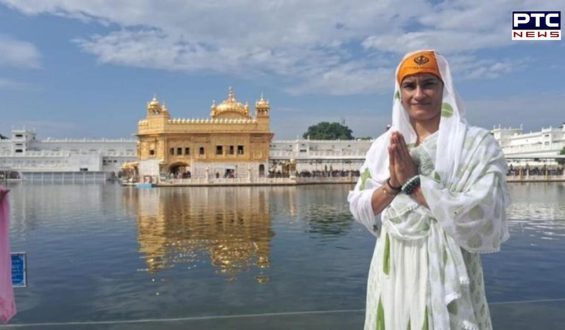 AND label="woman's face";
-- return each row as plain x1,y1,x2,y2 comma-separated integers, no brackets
400,73,443,124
